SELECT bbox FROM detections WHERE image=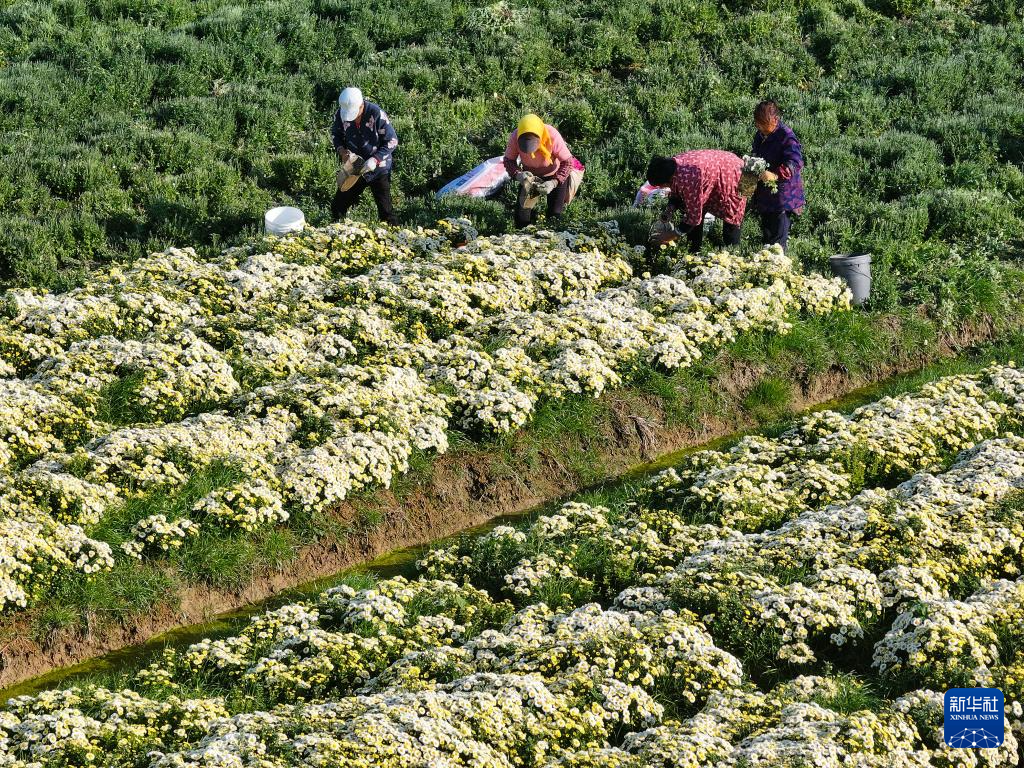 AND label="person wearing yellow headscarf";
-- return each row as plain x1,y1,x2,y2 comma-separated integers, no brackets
503,114,585,228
